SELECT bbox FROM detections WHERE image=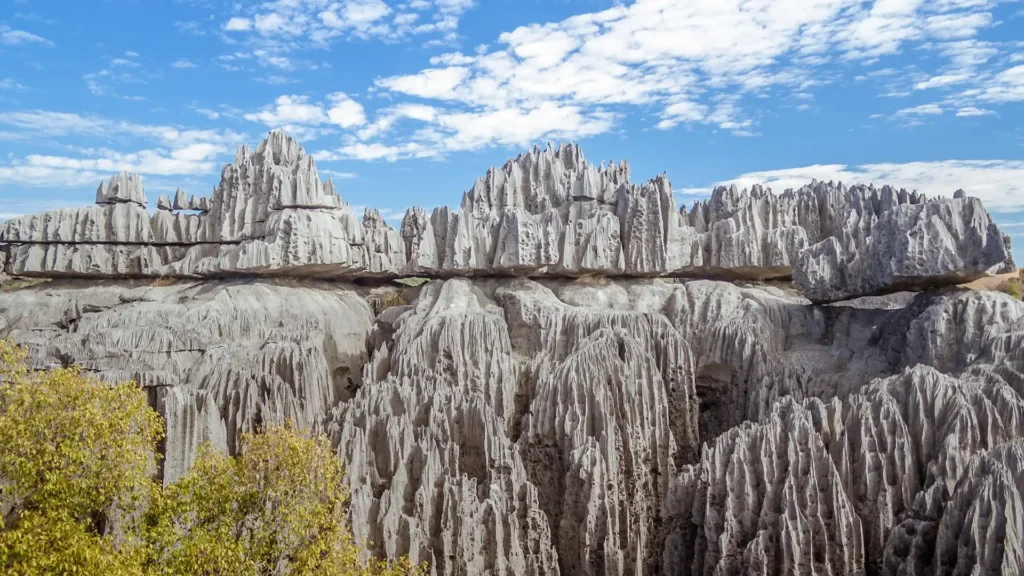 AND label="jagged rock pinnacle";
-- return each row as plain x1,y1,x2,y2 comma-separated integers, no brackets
0,130,1011,302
